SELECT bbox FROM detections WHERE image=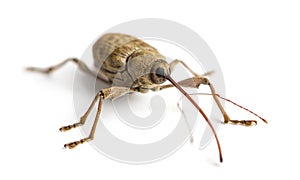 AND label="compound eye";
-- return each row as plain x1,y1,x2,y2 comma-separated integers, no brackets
156,67,165,77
